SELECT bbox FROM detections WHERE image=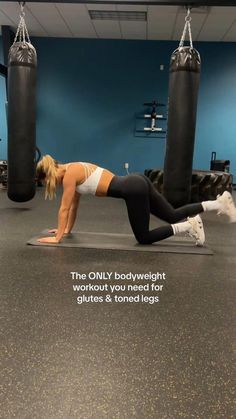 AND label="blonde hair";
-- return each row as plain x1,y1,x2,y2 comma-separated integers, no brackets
36,154,58,199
